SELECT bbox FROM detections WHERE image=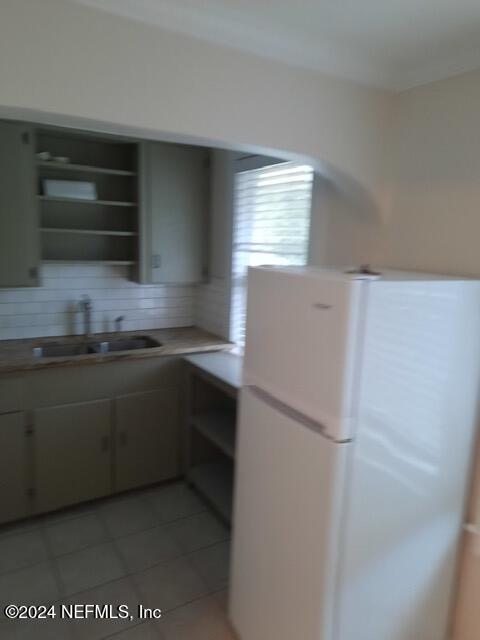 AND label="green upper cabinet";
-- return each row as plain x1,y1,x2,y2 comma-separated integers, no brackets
140,141,209,284
0,121,39,287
